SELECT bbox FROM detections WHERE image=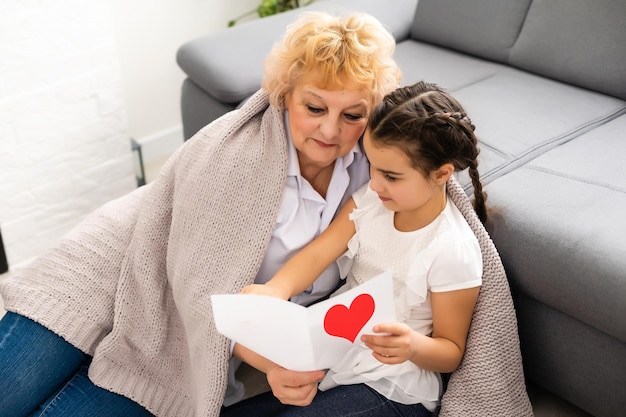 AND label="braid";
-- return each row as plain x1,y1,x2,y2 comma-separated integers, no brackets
431,111,488,223
369,81,489,223
468,160,488,223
